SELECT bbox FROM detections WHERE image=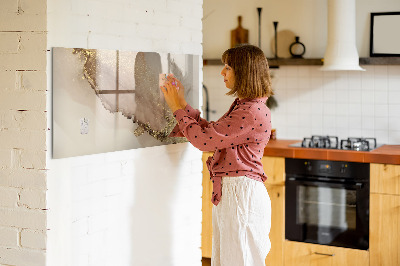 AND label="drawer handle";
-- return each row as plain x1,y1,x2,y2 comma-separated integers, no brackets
314,252,335,257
